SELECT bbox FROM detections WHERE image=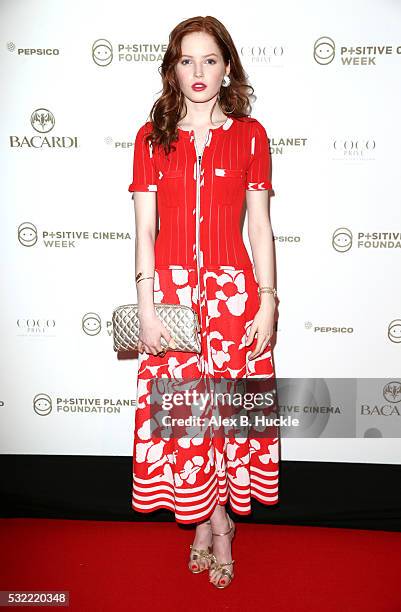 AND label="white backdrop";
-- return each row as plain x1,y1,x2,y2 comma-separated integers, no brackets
1,0,400,463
